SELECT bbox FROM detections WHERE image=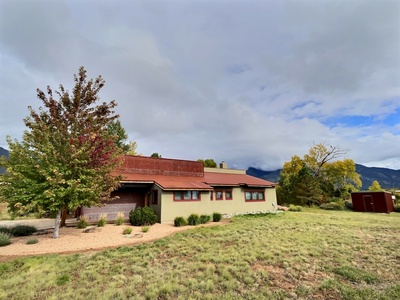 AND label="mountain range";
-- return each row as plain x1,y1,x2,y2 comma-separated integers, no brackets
1,146,399,190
